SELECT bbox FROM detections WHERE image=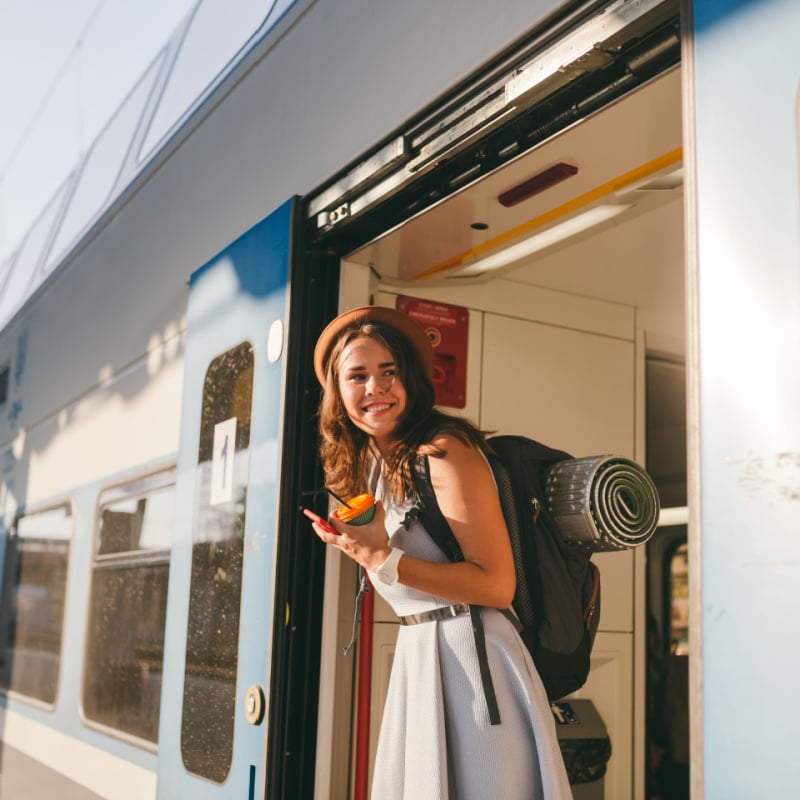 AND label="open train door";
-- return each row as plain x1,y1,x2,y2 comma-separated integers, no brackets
155,199,335,799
